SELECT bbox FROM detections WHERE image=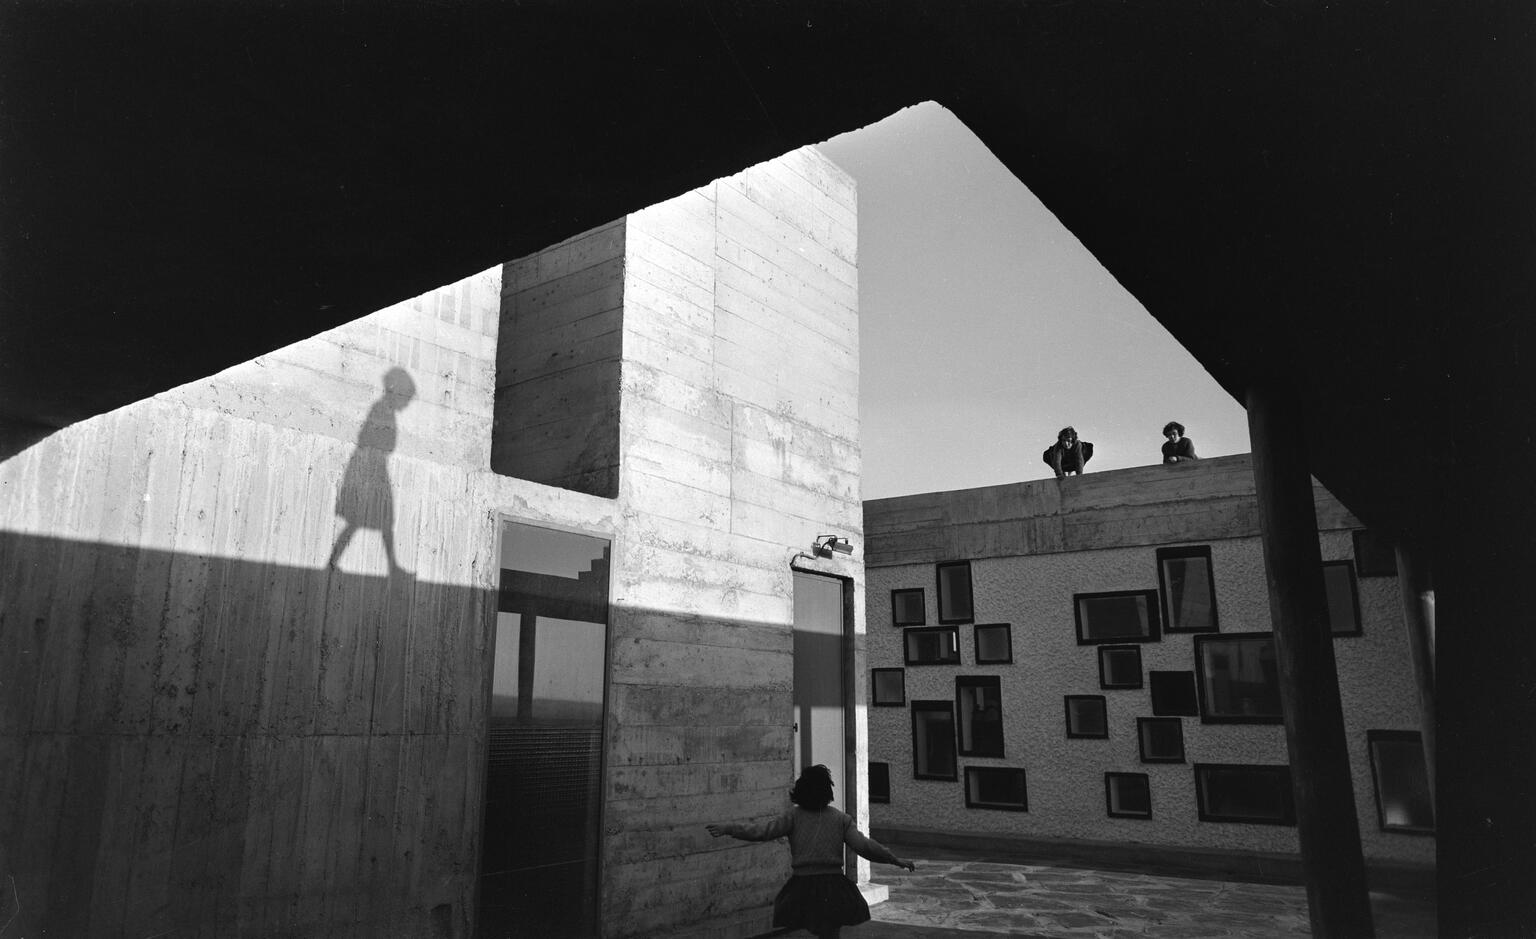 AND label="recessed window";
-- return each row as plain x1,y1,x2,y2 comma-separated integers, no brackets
891,588,926,626
1098,645,1143,689
1157,545,1218,633
1105,772,1152,819
1074,590,1161,645
1194,763,1295,825
1352,529,1398,577
937,561,974,624
956,676,1004,757
1064,695,1108,739
904,626,961,665
911,701,958,780
869,762,891,804
871,668,906,707
1138,717,1186,763
1194,633,1283,724
964,766,1028,811
1149,671,1200,716
1323,560,1362,636
1367,731,1434,834
974,623,1013,664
